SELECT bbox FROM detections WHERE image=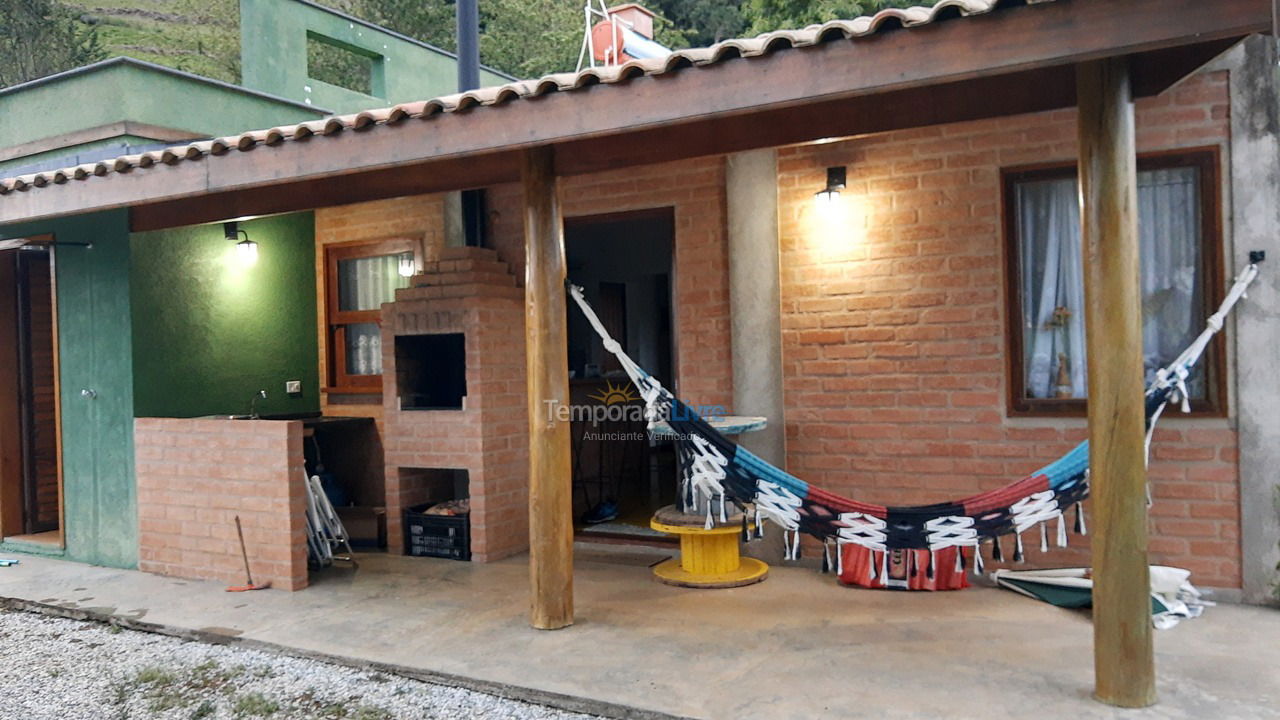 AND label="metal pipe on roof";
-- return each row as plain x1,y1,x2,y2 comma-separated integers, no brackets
618,26,670,60
457,0,481,92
